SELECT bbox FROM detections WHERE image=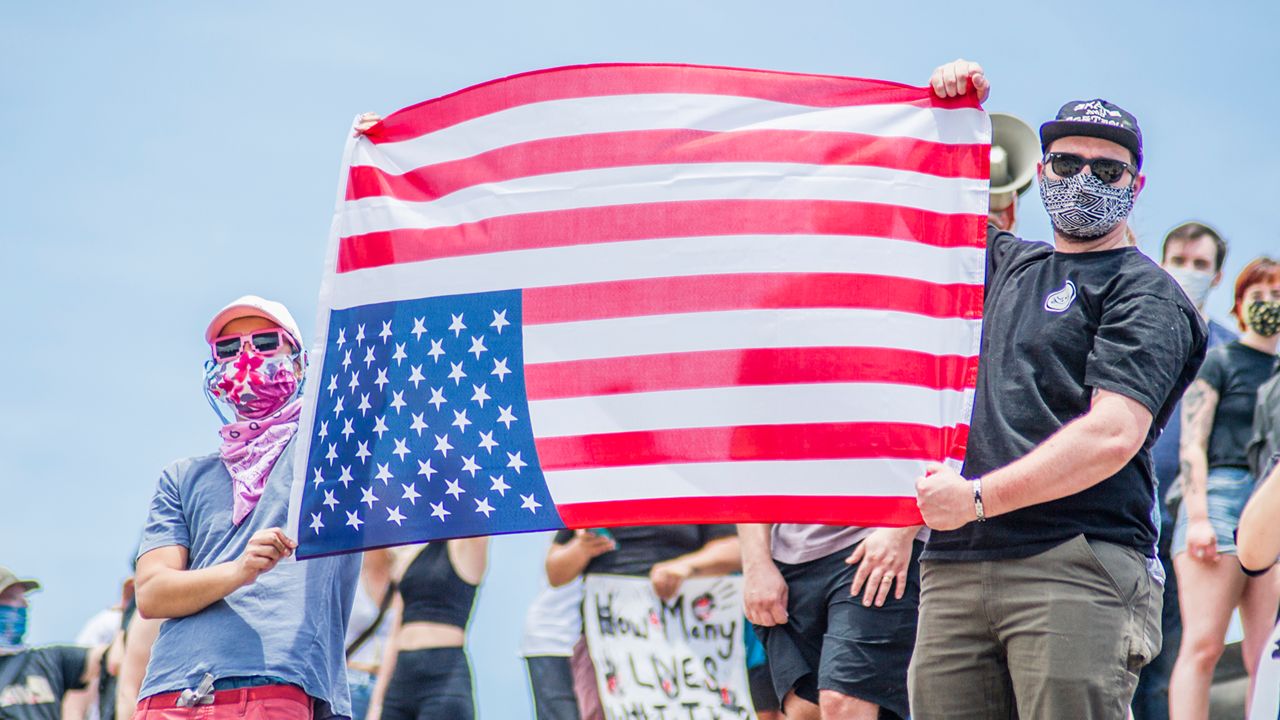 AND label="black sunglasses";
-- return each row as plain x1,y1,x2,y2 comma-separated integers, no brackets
1045,152,1138,186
